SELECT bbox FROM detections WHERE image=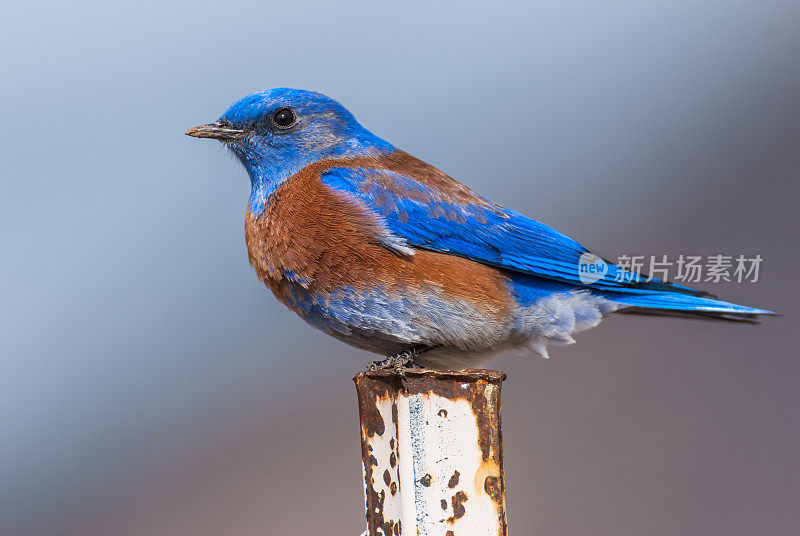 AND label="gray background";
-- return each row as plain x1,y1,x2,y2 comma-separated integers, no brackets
1,1,798,535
